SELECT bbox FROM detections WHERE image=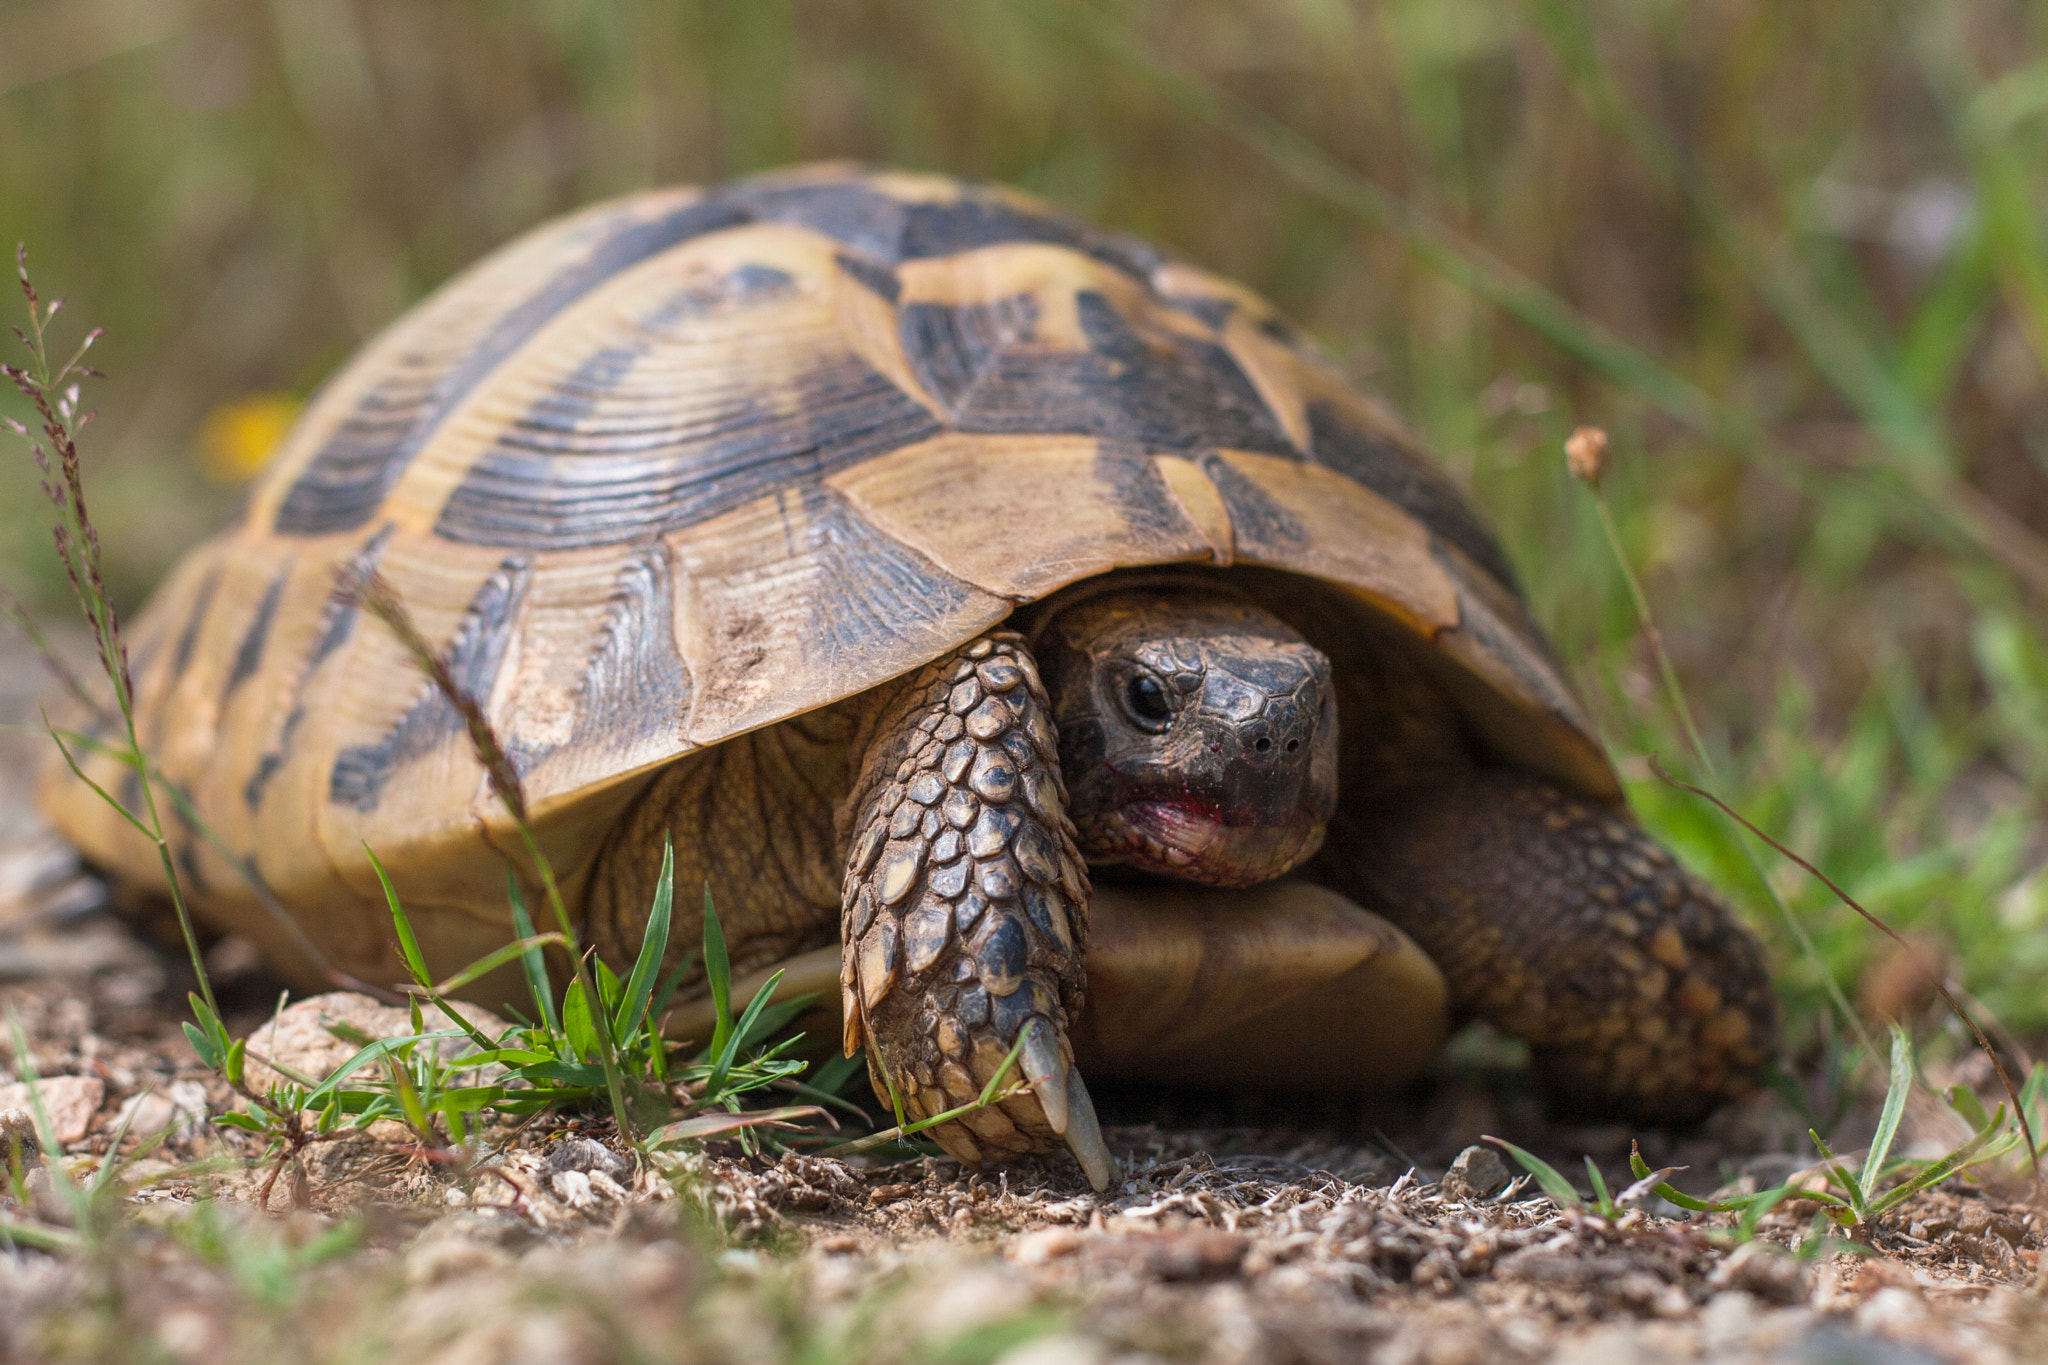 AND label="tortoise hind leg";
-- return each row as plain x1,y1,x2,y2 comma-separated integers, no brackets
839,631,1116,1189
1327,772,1777,1124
